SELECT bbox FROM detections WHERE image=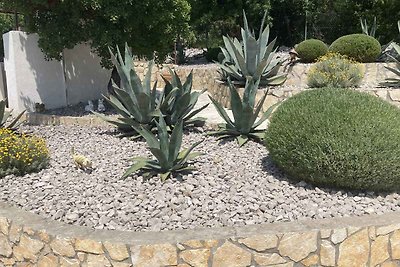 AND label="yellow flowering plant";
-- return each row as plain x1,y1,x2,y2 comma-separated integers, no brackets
0,128,50,177
307,53,364,88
